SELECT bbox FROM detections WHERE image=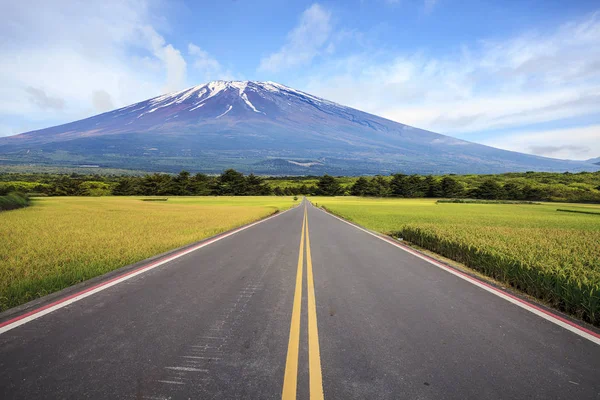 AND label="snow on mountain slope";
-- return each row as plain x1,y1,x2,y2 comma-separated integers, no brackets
0,81,598,174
